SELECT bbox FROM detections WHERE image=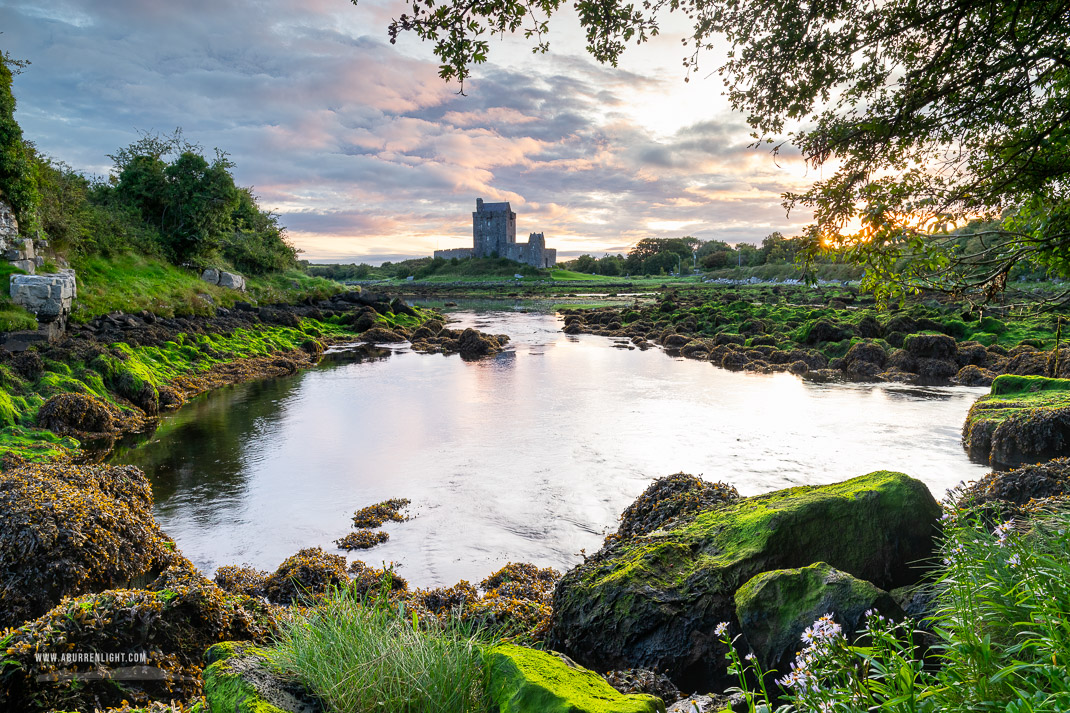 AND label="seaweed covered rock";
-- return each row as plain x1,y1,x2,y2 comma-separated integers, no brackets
485,644,665,713
358,327,405,343
603,669,680,704
0,566,277,712
0,463,176,629
734,562,903,672
615,473,740,540
263,548,349,604
841,340,888,378
481,562,562,603
955,365,996,387
548,472,940,689
214,565,269,598
904,333,957,360
959,458,1070,518
962,375,1070,467
35,391,117,436
800,319,854,345
457,327,505,358
202,641,322,713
